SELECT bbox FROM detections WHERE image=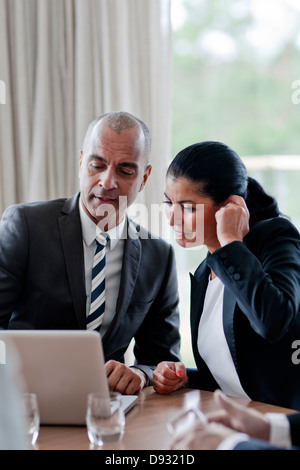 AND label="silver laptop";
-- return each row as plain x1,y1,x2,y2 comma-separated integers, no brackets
0,330,137,425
